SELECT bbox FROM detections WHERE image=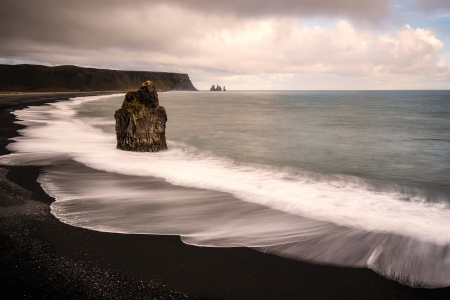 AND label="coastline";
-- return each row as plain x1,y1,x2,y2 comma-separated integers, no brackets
1,93,449,299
